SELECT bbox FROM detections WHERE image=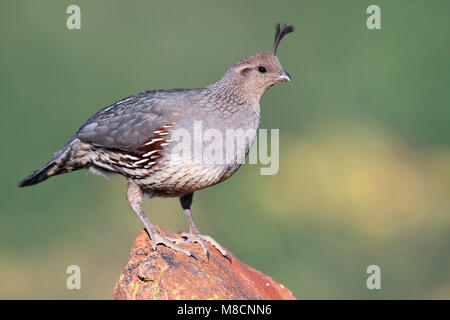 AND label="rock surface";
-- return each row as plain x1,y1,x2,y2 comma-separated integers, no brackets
113,227,296,300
